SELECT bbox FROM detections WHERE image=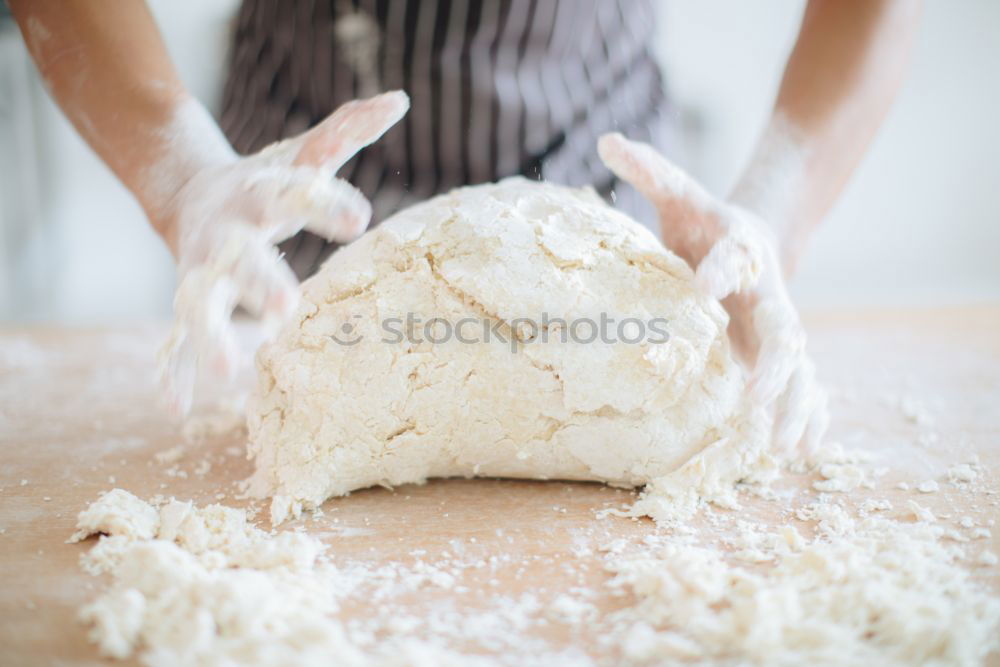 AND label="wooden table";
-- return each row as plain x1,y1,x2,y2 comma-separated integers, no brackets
1,307,998,665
